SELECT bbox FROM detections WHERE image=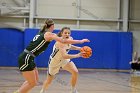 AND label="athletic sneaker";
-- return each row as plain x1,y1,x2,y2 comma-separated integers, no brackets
40,89,46,93
13,91,19,93
71,89,79,93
